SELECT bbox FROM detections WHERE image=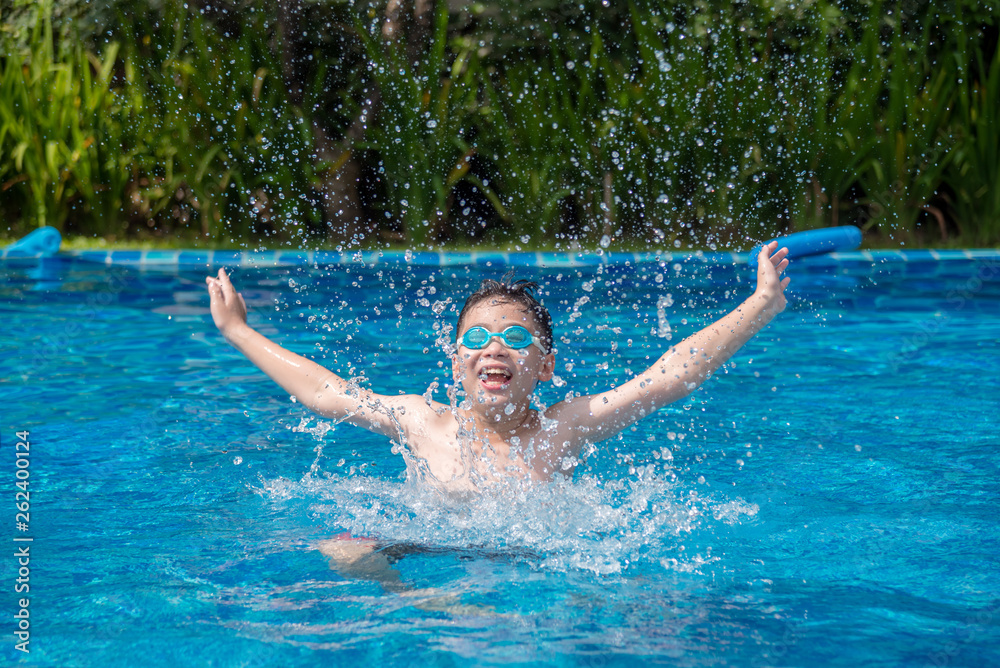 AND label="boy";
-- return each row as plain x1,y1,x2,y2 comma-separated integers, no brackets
205,242,790,492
